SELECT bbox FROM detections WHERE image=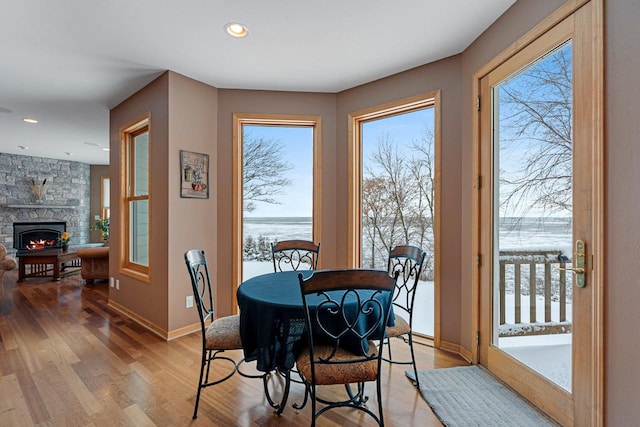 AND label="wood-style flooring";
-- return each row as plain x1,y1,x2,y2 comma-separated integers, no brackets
0,271,468,426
